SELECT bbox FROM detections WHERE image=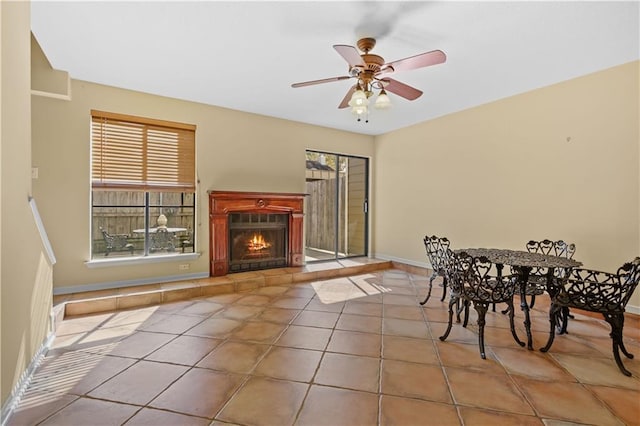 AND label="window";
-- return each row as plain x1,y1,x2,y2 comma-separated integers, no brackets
90,110,196,259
